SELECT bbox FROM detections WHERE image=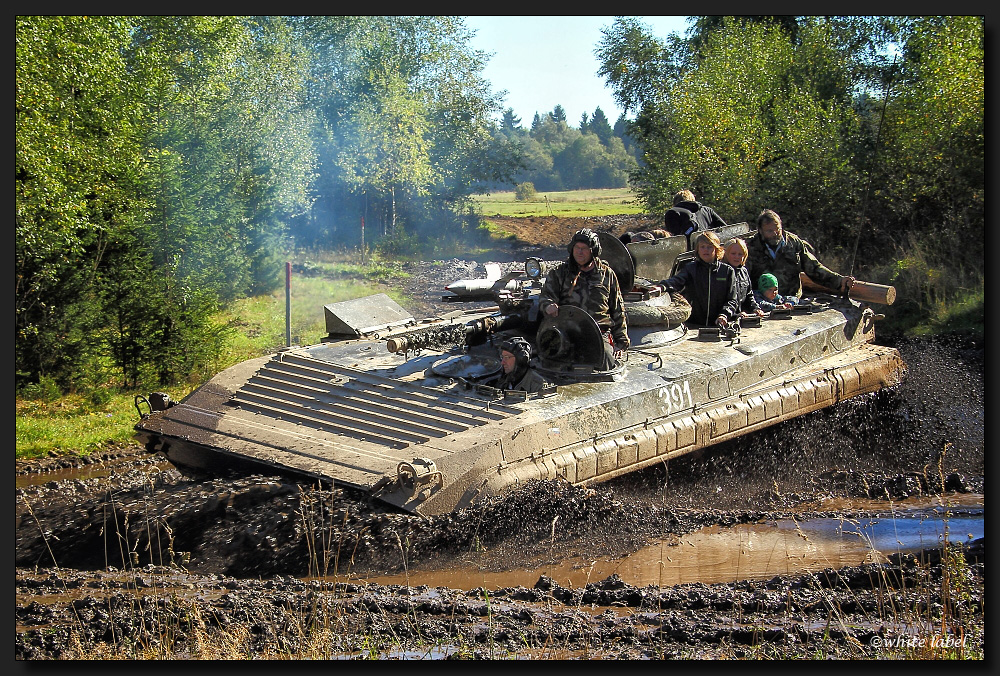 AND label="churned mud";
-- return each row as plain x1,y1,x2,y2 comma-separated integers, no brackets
15,216,985,660
15,333,984,660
